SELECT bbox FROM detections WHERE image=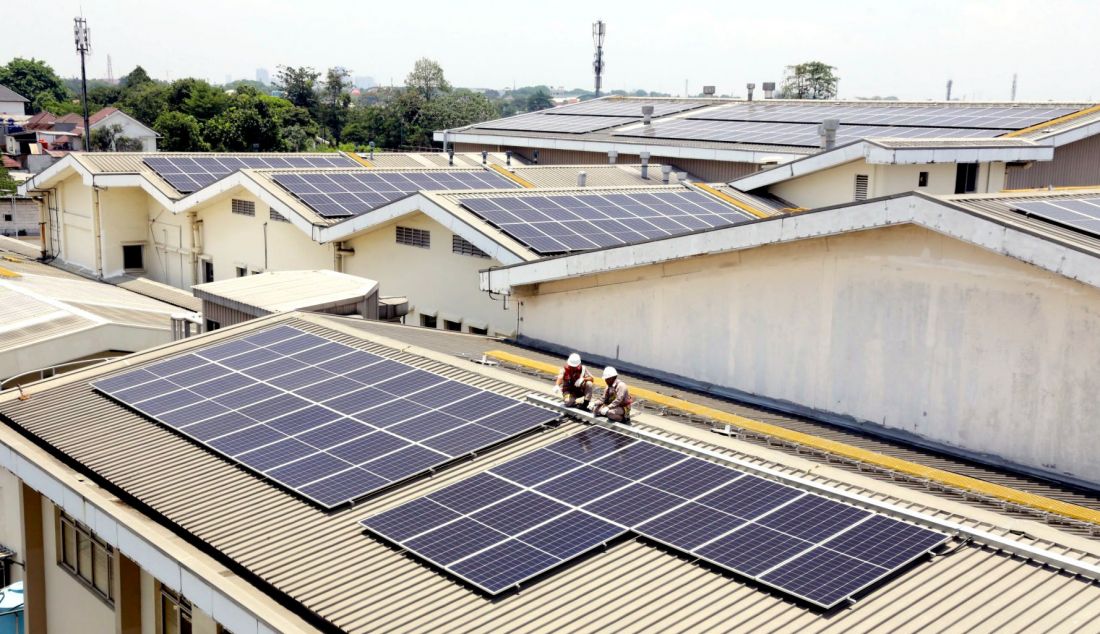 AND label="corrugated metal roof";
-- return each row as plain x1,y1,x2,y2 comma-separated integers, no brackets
2,312,1099,632
109,275,203,312
513,164,683,188
712,184,800,214
191,270,378,314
